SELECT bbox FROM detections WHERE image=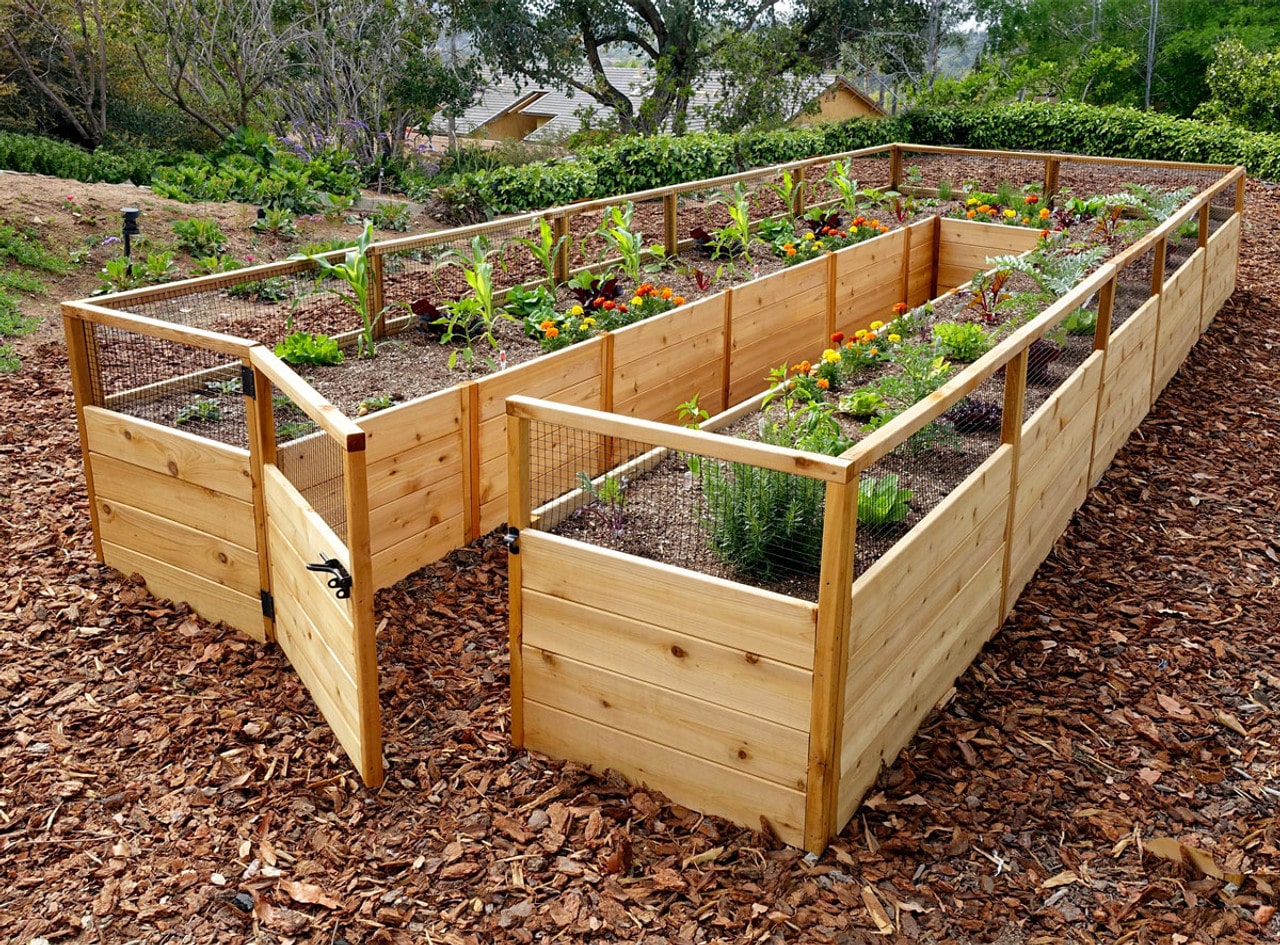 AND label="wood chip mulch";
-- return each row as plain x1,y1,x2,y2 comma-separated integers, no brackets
3,180,1279,945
